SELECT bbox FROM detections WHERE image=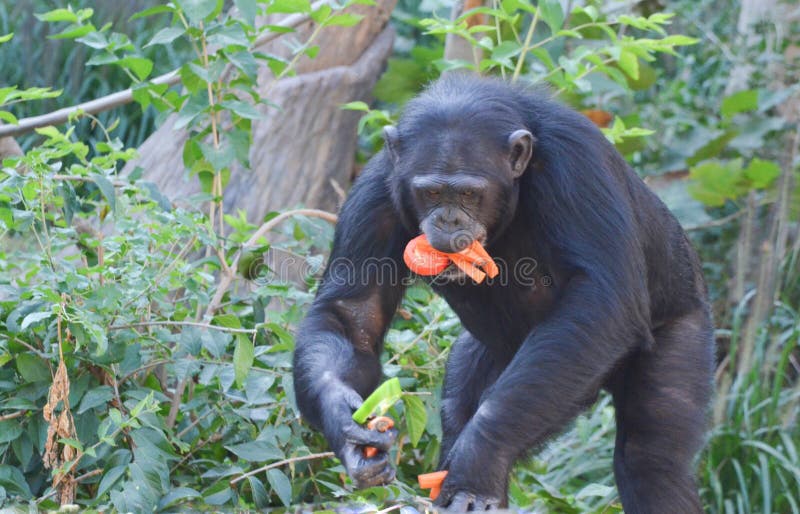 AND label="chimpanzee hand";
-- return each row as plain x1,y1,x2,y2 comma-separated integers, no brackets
321,384,398,489
434,426,509,512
